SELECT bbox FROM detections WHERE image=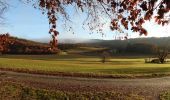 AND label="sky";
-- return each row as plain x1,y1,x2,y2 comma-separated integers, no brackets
0,0,170,42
